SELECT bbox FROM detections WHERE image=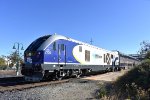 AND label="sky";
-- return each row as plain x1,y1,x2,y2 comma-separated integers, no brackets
0,0,150,56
